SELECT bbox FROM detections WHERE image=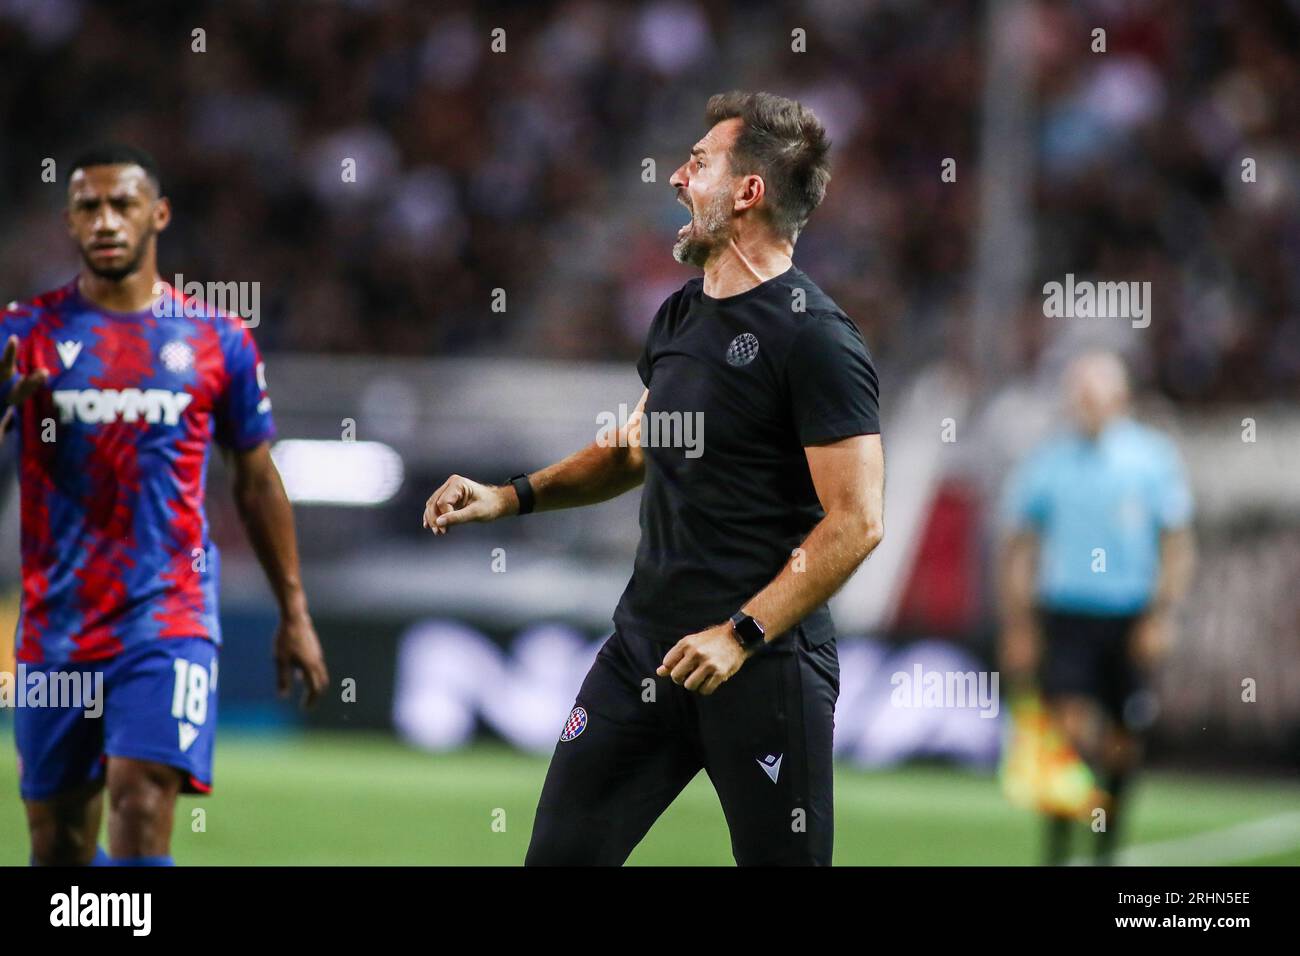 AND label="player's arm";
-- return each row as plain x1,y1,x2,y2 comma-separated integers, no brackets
1131,440,1197,668
658,433,885,695
997,529,1042,687
1151,527,1195,611
0,333,49,434
736,433,885,639
423,389,648,534
225,441,329,706
1131,527,1196,668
